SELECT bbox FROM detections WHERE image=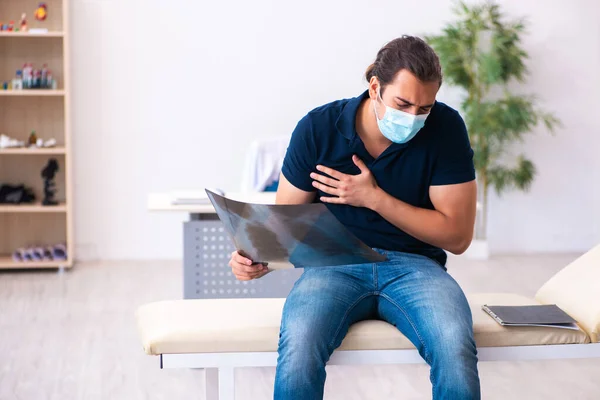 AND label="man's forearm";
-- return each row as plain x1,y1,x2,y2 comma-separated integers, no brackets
370,188,472,254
